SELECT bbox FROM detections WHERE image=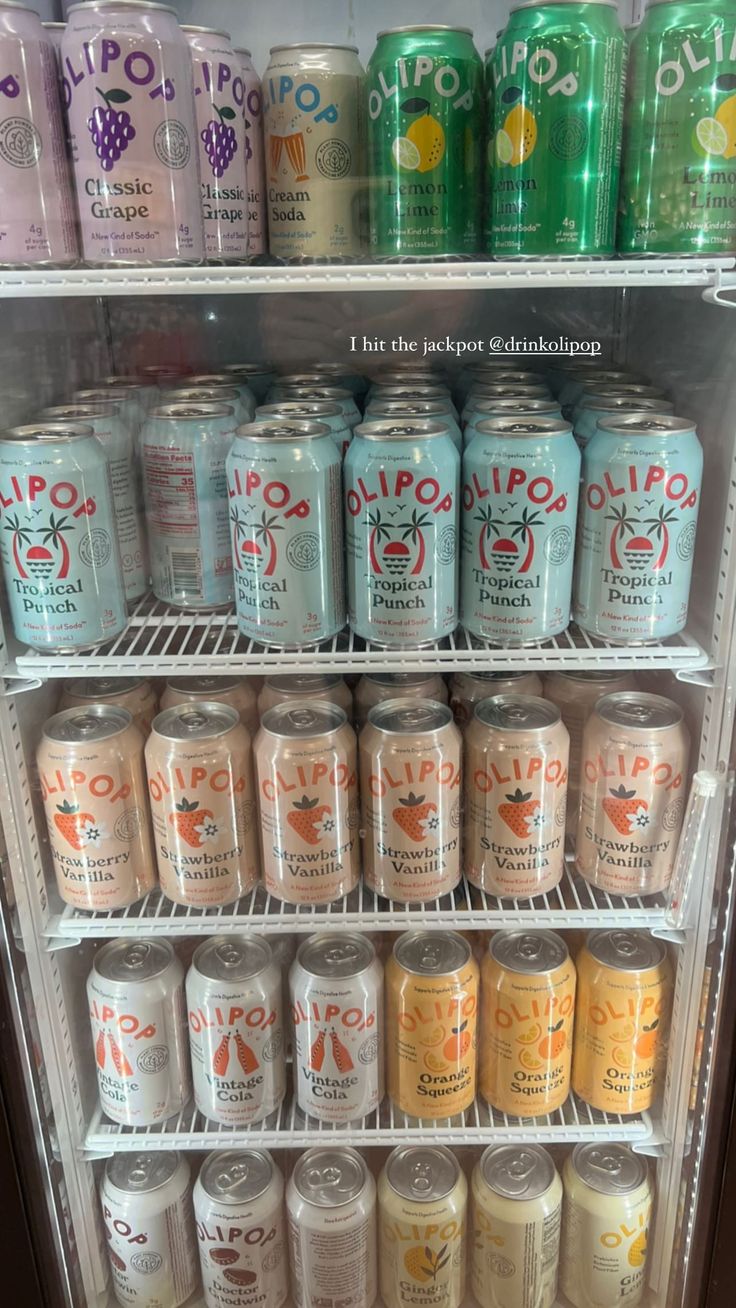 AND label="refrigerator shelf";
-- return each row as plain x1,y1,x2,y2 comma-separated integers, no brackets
46,867,666,943
15,600,710,678
83,1093,654,1158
